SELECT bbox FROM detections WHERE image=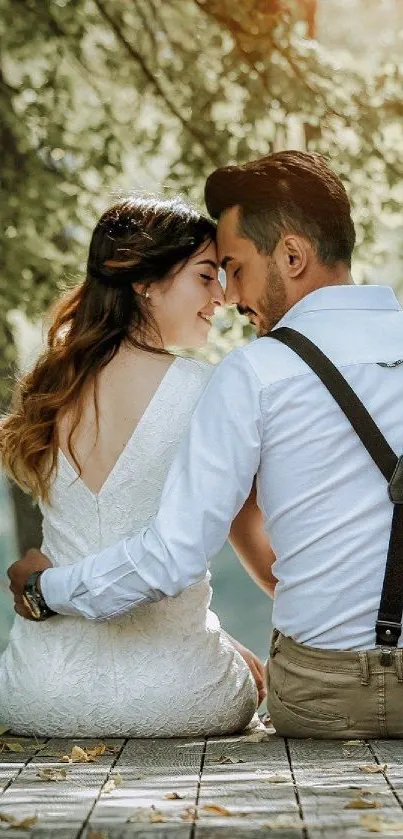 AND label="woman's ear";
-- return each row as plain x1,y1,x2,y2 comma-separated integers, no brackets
132,283,151,299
